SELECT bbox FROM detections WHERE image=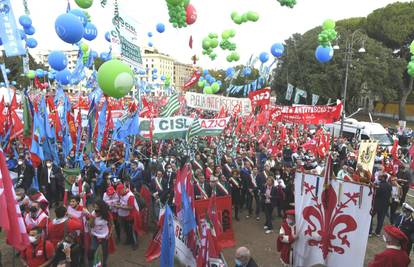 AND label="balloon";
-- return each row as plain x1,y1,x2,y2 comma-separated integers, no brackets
186,4,197,25
56,69,71,85
19,30,26,40
24,26,35,36
323,19,336,30
55,13,85,44
100,52,111,61
166,0,184,5
19,15,32,28
315,45,334,63
204,86,213,94
246,11,259,22
197,80,205,88
80,43,89,53
5,69,10,74
11,81,17,86
48,51,68,71
161,75,166,81
226,67,235,77
36,69,45,78
156,23,166,33
148,42,153,47
69,9,88,26
243,67,252,76
0,82,4,87
211,82,220,93
209,39,219,48
97,59,134,99
83,22,98,41
105,32,111,42
26,38,37,48
90,50,98,59
148,32,153,37
259,52,270,63
26,70,36,79
202,38,211,50
271,43,284,58
48,72,56,80
152,74,158,80
203,69,209,76
75,0,93,9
